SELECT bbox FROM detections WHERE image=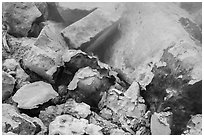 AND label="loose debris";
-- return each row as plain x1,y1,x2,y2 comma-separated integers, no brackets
2,2,202,135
